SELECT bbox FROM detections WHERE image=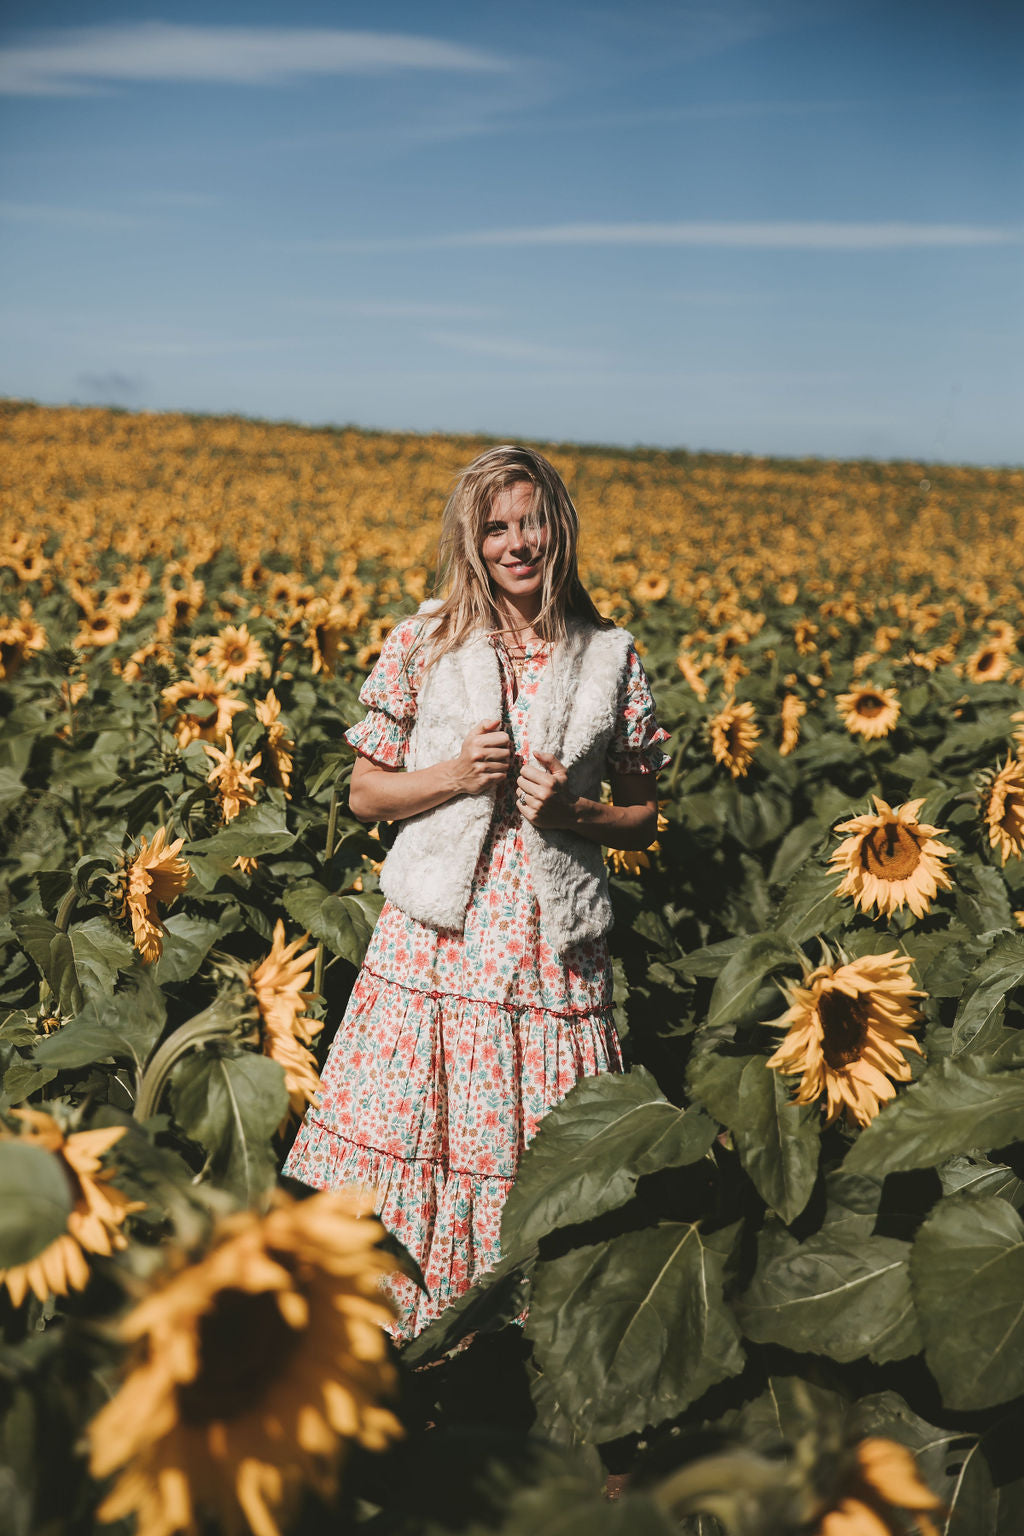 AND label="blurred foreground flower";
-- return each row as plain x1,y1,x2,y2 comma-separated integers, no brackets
983,755,1024,865
0,1111,142,1305
709,696,760,778
766,951,924,1128
251,921,322,1115
813,1437,942,1536
119,826,192,964
834,684,901,740
830,797,954,919
88,1190,402,1536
